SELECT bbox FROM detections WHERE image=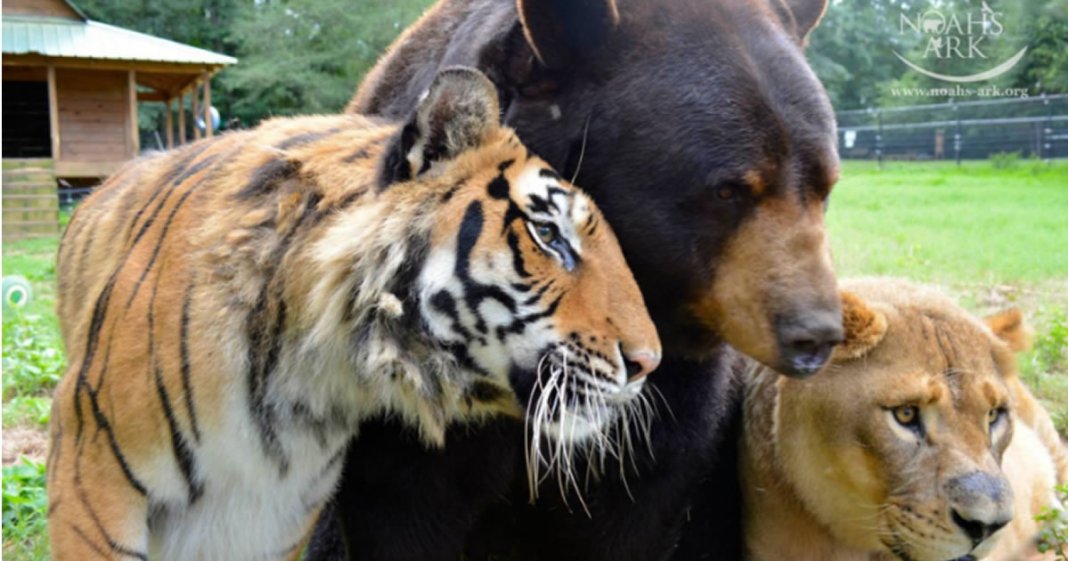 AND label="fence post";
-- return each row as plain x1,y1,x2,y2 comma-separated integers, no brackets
875,108,884,169
1043,93,1053,163
953,101,962,166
